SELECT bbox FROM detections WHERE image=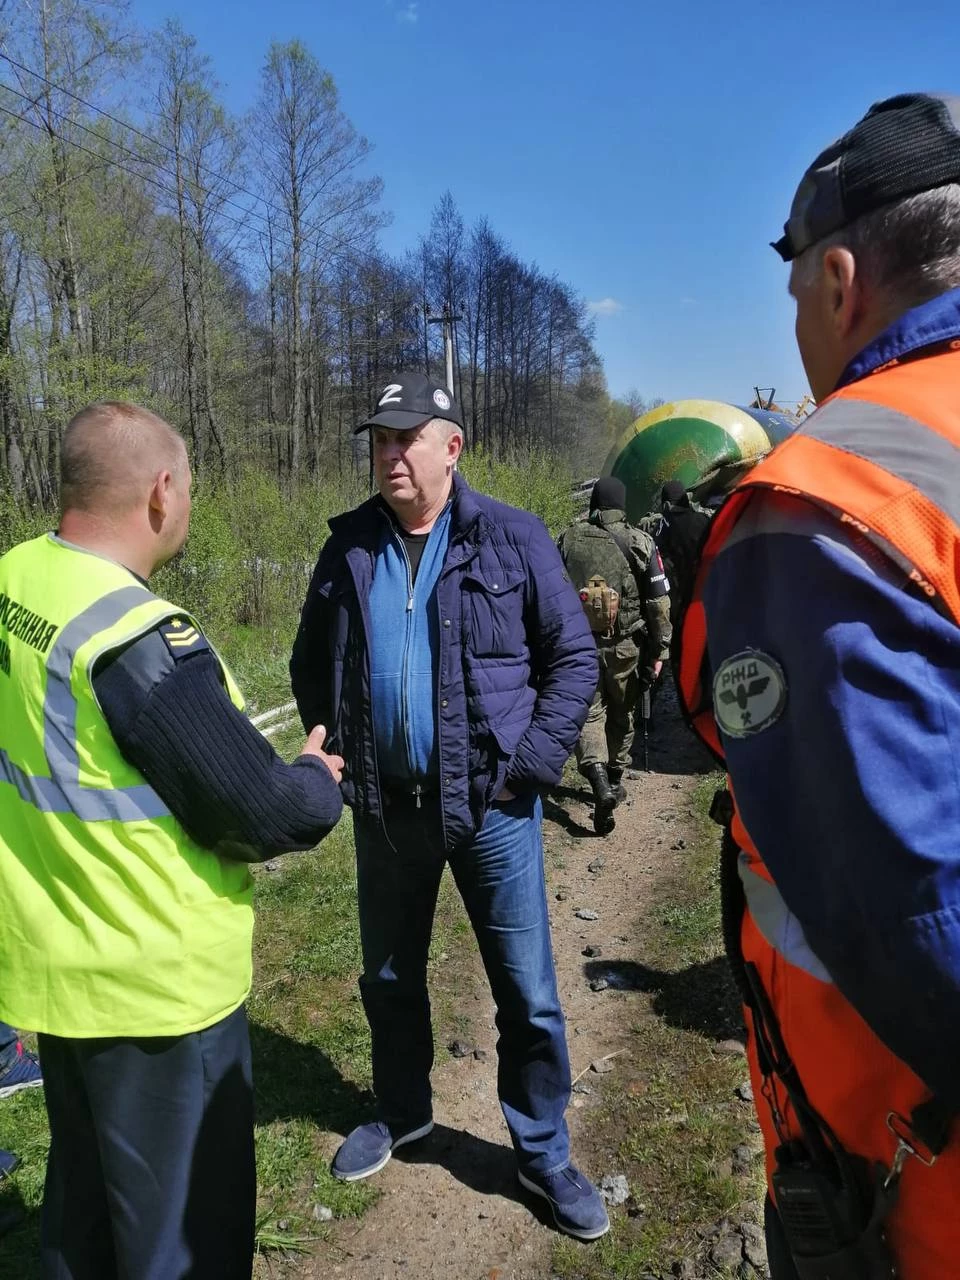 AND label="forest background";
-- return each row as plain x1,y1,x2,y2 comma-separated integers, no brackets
0,0,652,517
0,0,660,651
